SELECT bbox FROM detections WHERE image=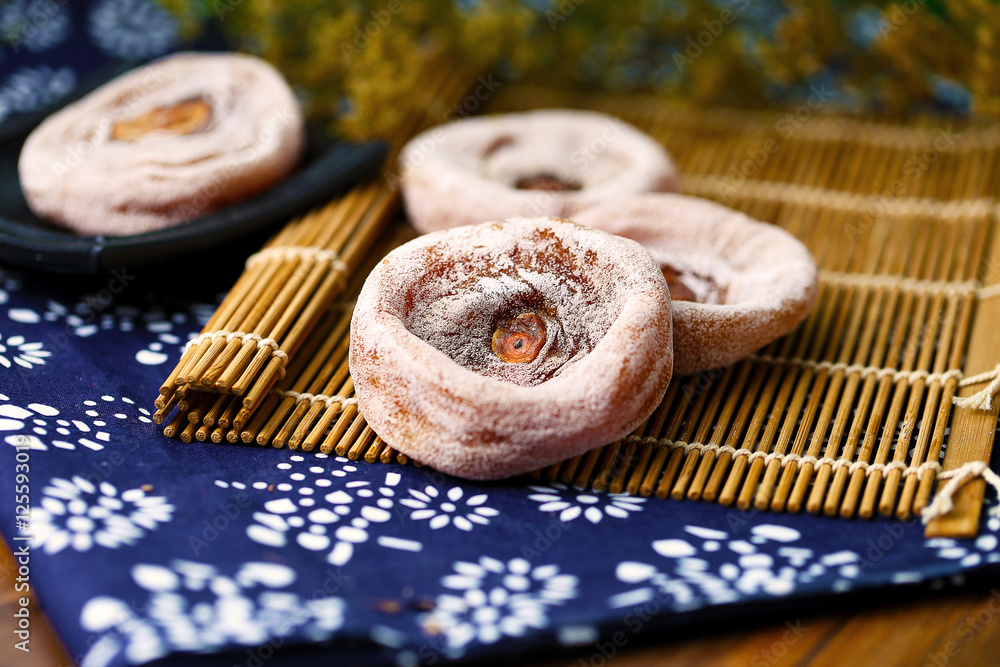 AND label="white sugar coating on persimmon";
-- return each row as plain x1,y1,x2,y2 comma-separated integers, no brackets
401,232,620,388
18,52,304,236
398,109,677,234
659,263,727,304
349,217,675,480
573,193,818,376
